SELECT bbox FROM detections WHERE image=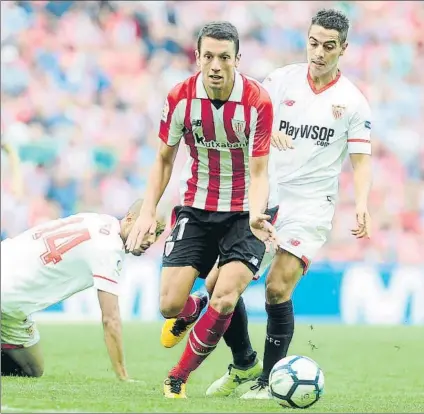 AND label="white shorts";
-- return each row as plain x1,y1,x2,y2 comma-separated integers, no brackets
1,311,40,349
256,195,335,278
